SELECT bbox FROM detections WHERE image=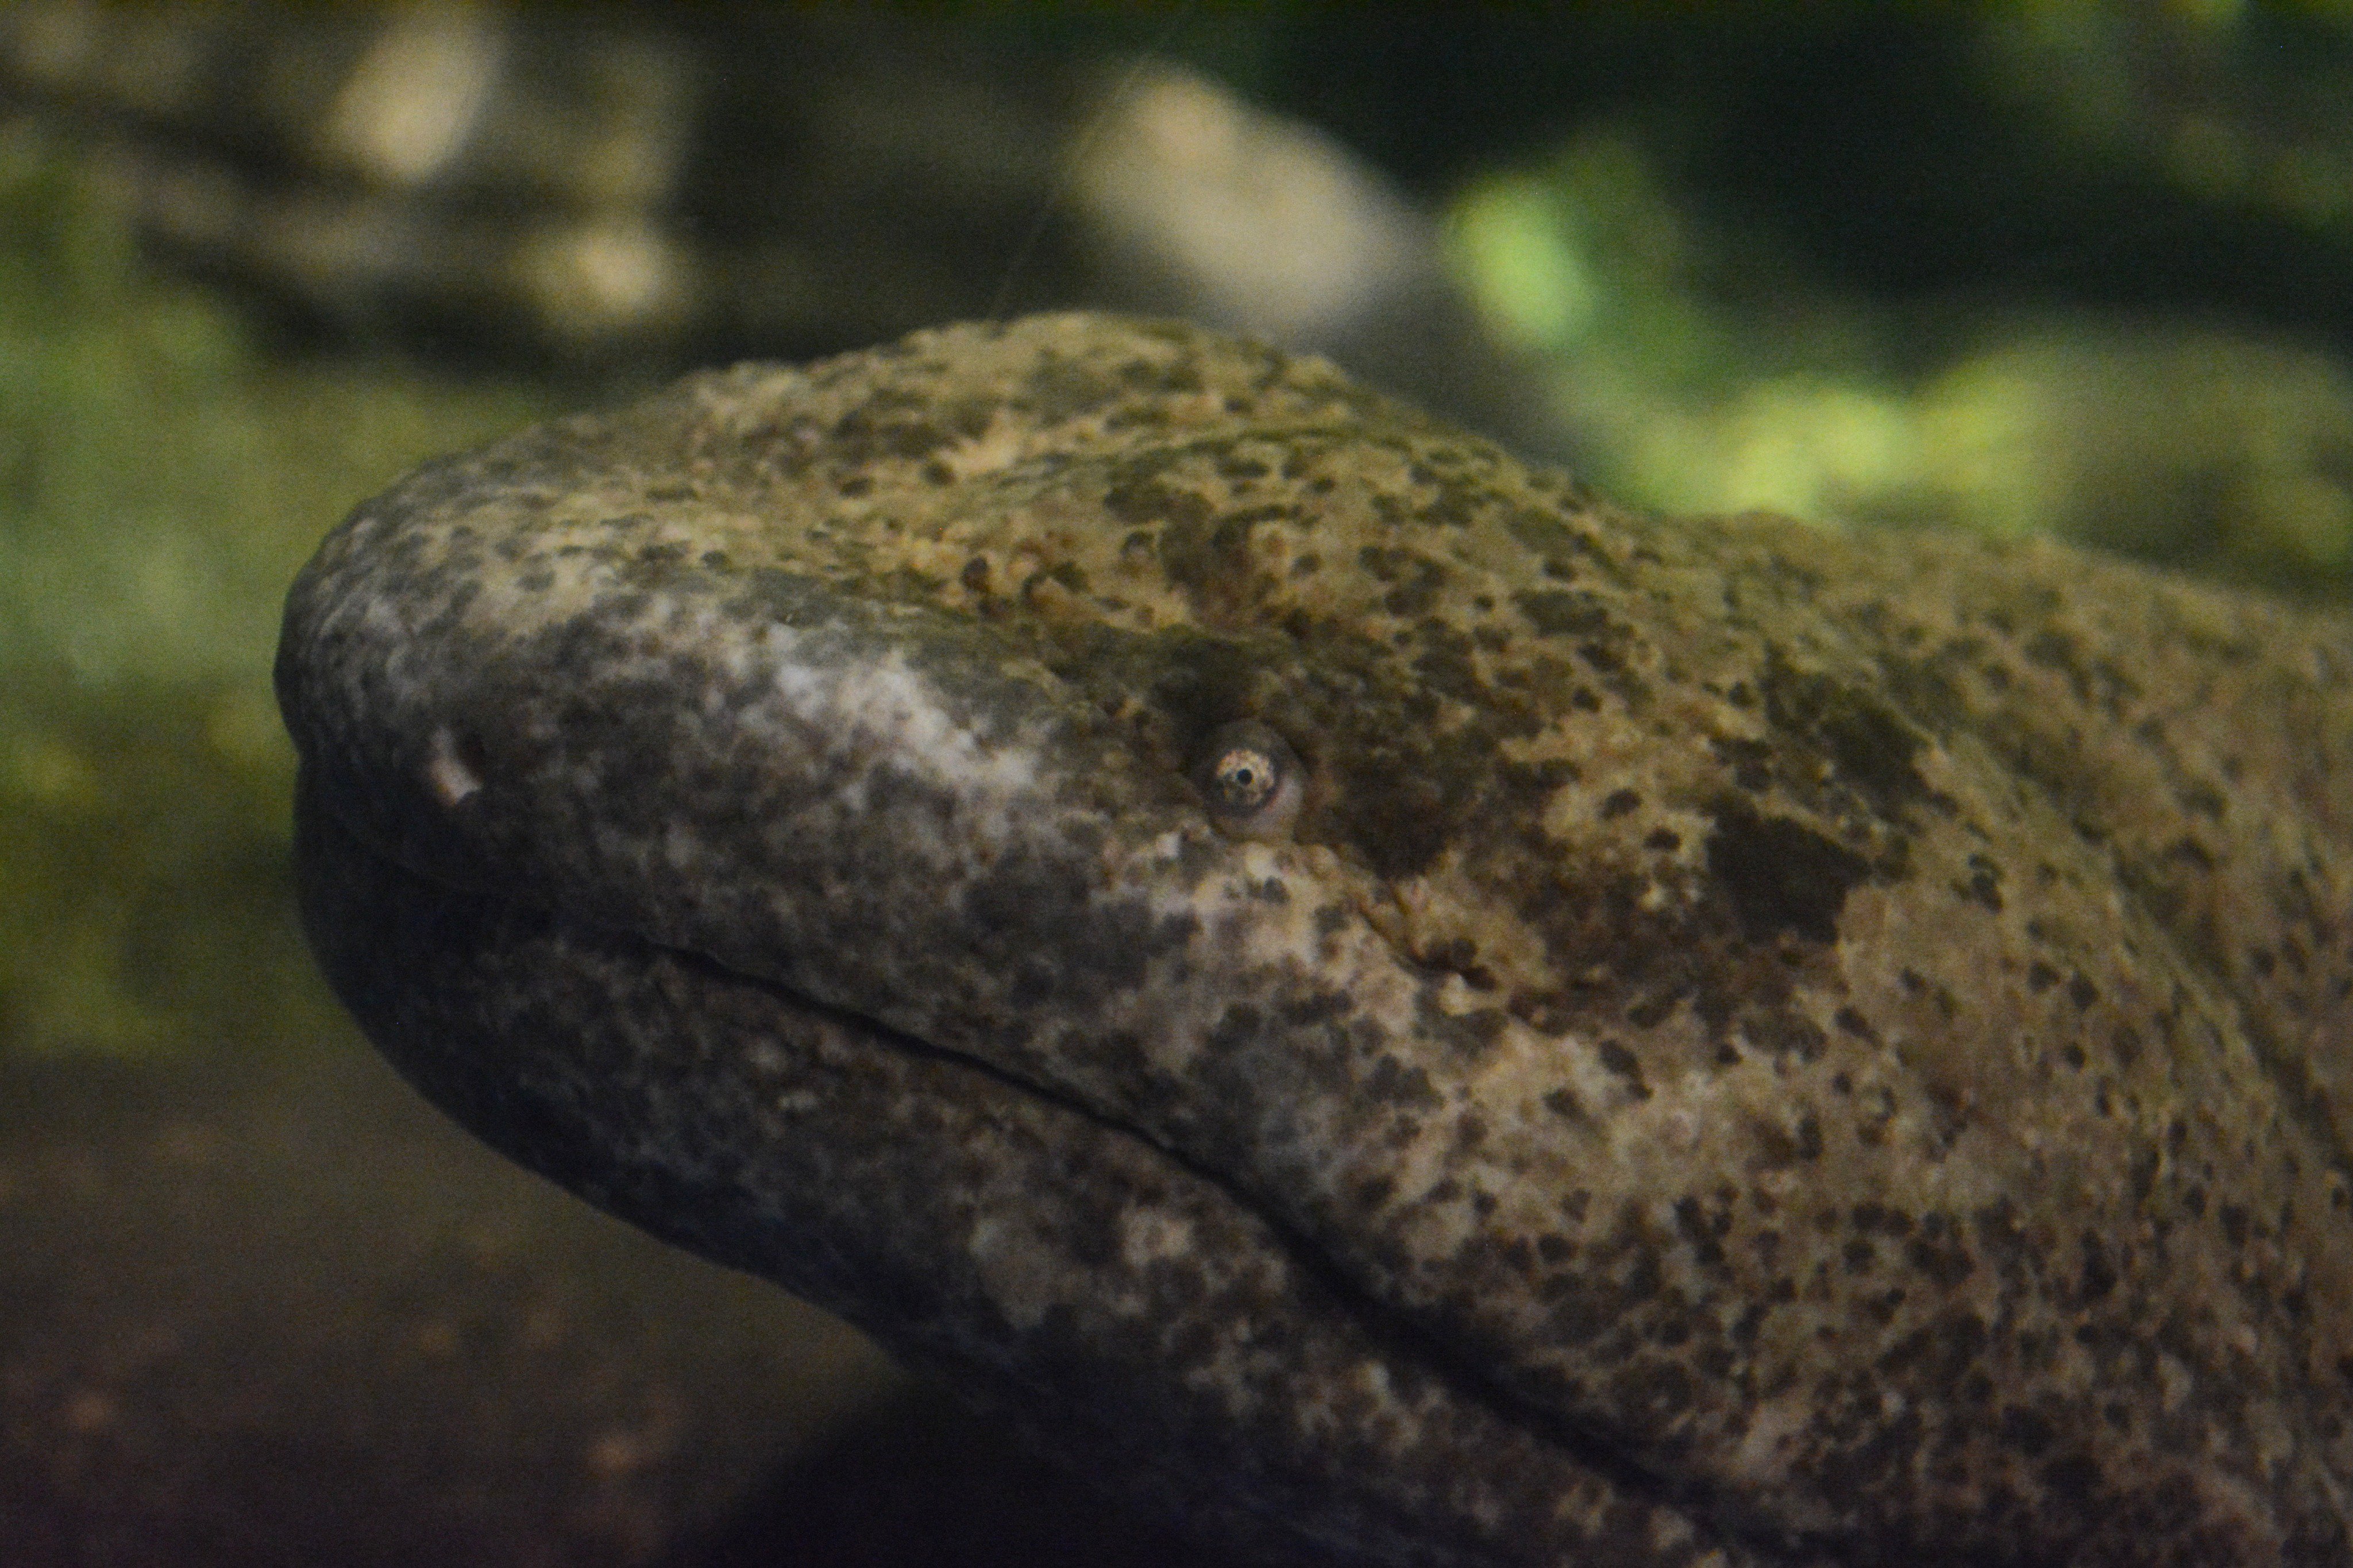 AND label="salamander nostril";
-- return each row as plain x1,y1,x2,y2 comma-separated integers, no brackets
424,725,487,808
